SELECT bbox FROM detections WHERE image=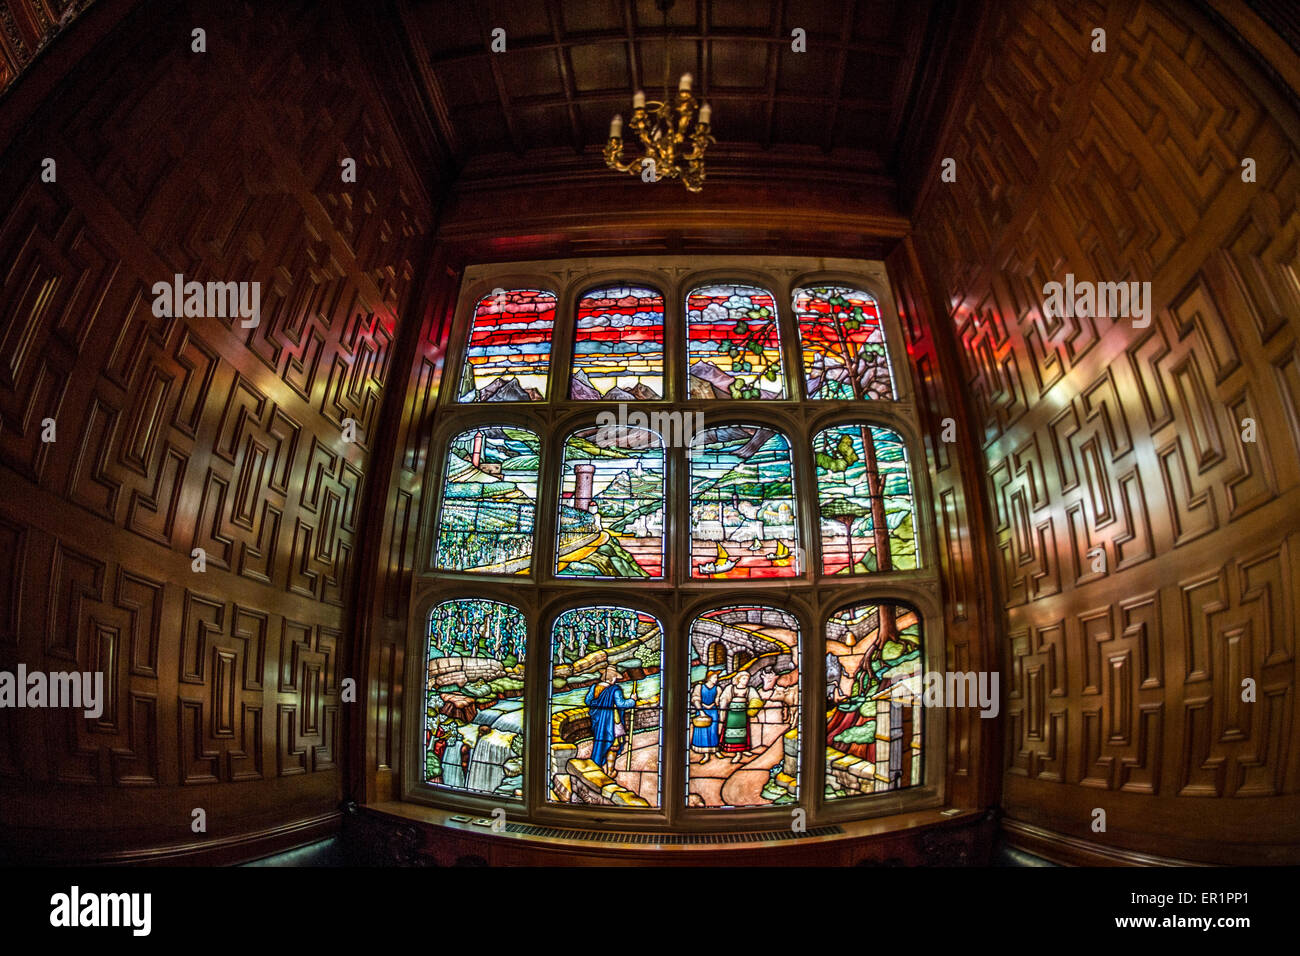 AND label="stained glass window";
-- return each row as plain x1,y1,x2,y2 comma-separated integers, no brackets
434,426,539,574
793,285,894,400
425,599,527,799
686,606,800,808
814,424,917,574
686,283,785,399
825,602,922,799
570,285,664,400
689,425,799,579
458,288,556,402
427,261,936,826
555,425,664,579
548,606,663,808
